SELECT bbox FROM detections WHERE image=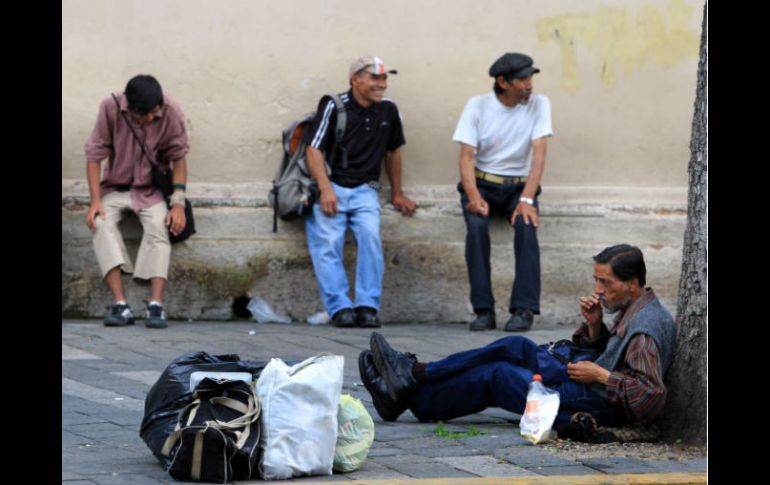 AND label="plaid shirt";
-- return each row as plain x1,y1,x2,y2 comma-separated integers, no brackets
572,290,667,424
